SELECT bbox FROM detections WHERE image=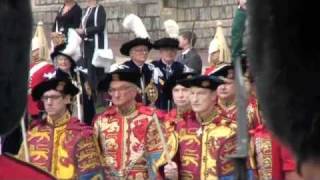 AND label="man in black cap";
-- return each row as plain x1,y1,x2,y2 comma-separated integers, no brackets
162,73,195,133
152,37,192,110
18,69,104,179
94,68,166,179
164,75,255,179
